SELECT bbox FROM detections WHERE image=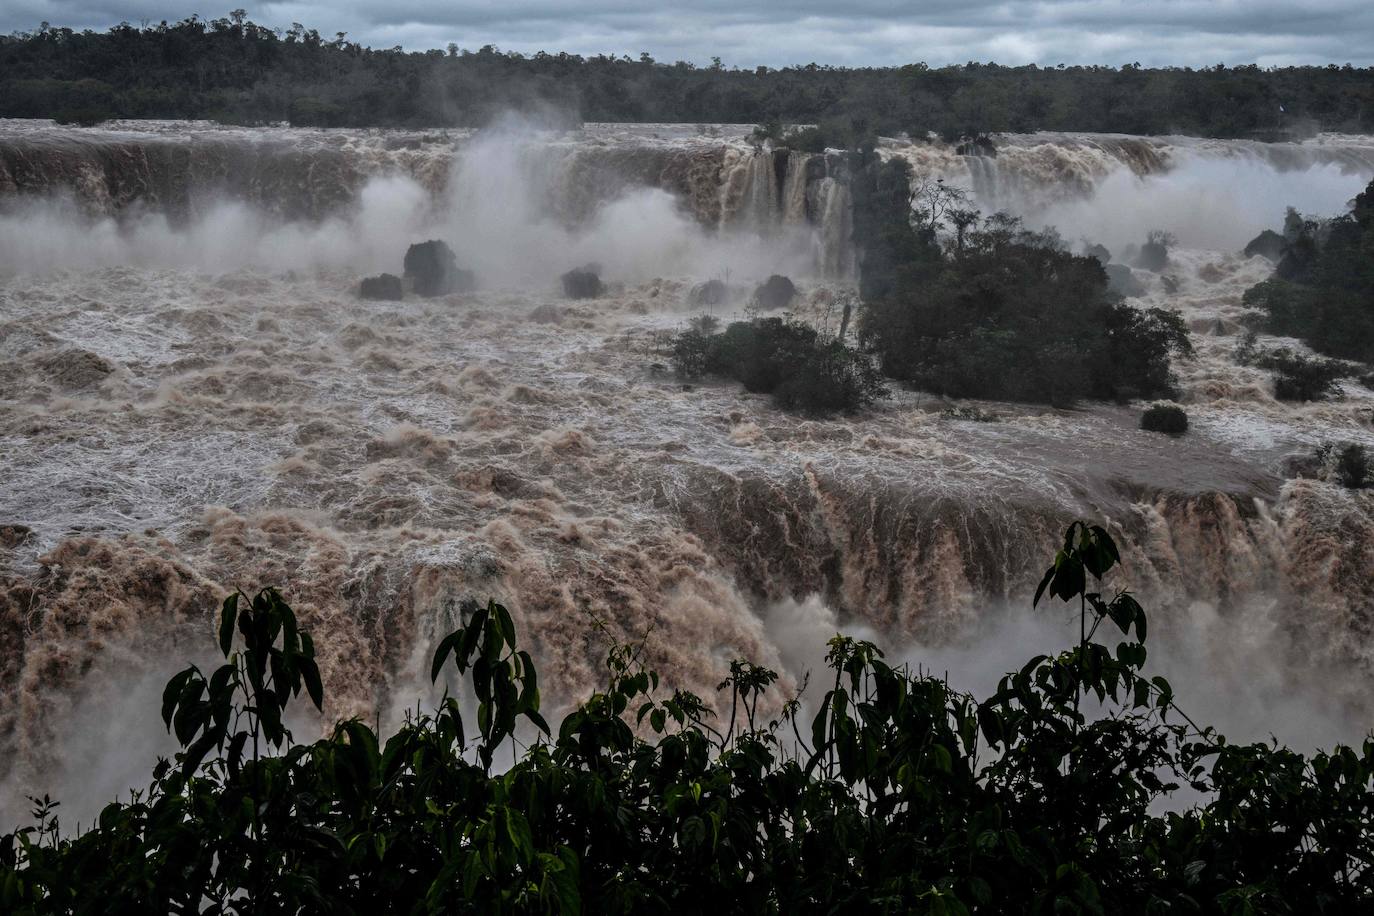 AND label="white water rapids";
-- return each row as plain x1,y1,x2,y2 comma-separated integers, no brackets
2,119,1374,825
